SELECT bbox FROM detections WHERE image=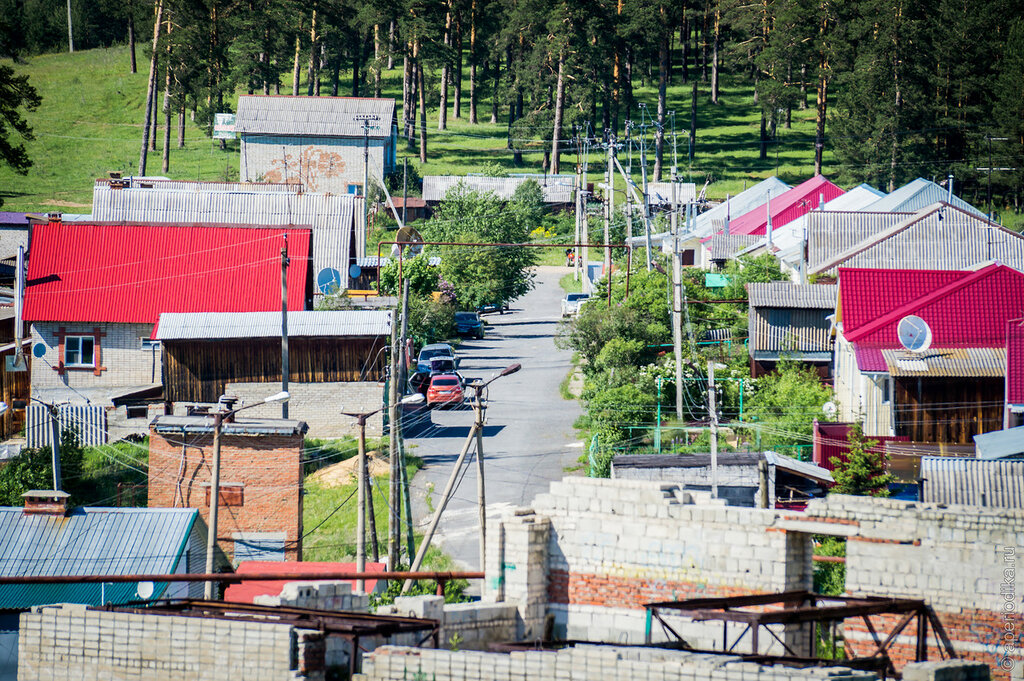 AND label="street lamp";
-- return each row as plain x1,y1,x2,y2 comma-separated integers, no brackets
404,363,521,593
204,391,290,600
342,392,425,593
